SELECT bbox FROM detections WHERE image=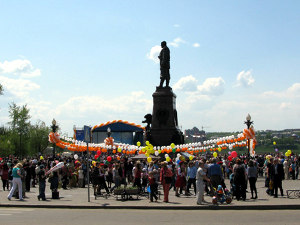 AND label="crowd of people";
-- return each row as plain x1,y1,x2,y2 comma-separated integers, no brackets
0,152,299,205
